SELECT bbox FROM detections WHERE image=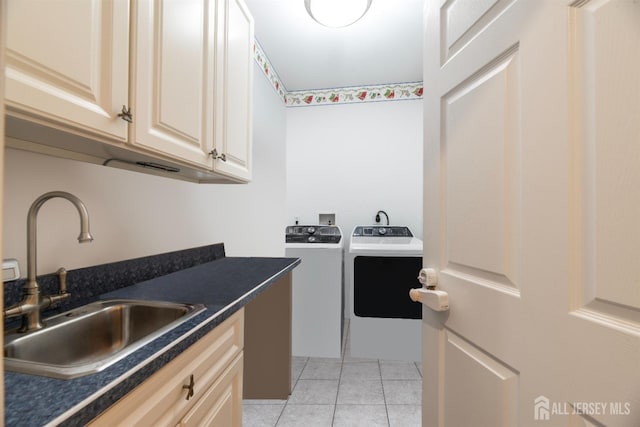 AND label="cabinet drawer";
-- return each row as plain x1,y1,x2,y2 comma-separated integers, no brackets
90,308,244,426
178,352,243,427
